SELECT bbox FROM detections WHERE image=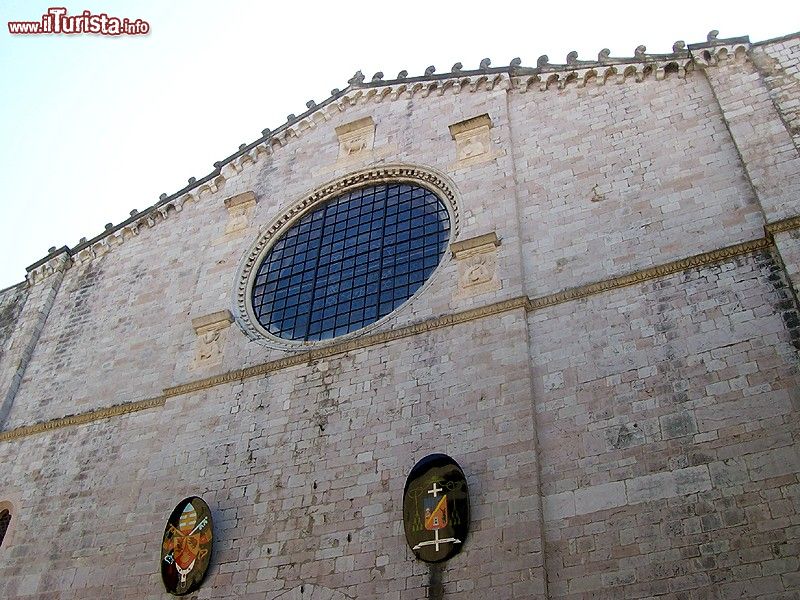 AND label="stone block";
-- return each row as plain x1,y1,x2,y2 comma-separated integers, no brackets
574,481,627,515
626,466,712,504
543,491,576,521
747,445,800,481
660,411,698,439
